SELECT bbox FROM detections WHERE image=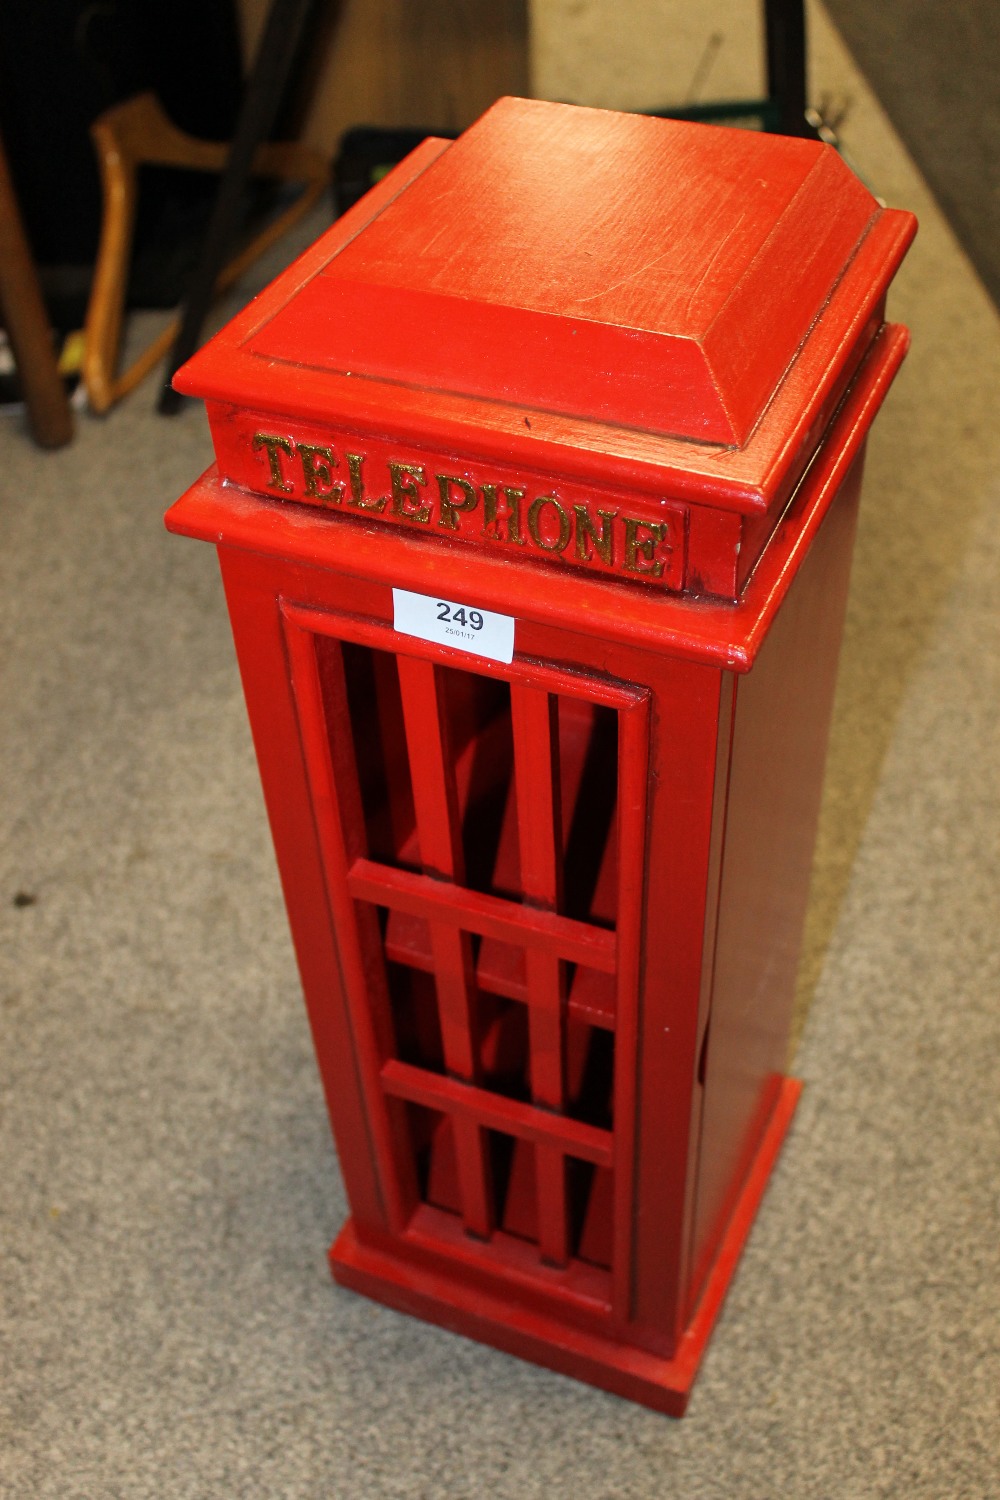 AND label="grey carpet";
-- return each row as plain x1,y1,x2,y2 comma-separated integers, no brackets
1,10,998,1496
822,0,1000,309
